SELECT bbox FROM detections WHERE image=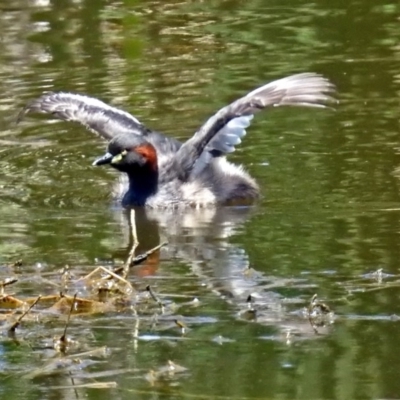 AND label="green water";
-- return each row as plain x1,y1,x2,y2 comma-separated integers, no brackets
1,0,400,399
